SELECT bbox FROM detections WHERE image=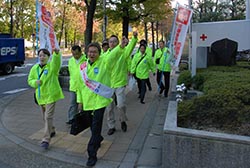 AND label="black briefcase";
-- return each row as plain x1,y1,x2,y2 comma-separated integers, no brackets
70,111,91,135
